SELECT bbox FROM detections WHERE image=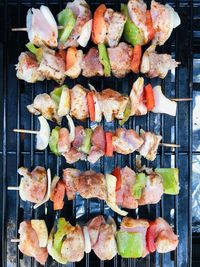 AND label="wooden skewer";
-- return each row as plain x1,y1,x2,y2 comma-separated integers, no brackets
159,143,180,148
12,25,64,32
11,239,20,243
7,186,20,190
13,129,38,134
171,98,192,102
